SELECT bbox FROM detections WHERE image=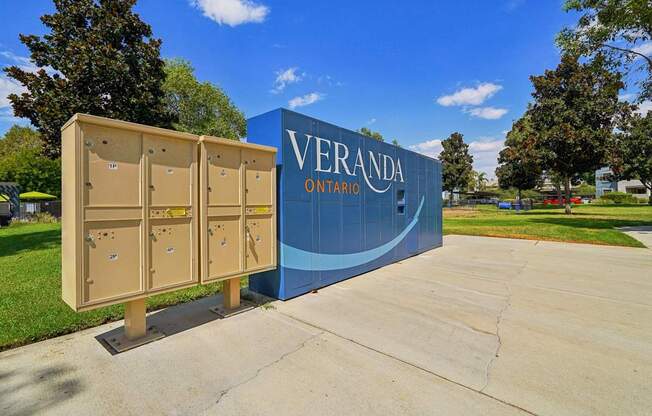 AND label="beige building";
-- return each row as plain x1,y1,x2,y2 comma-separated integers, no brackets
595,167,650,200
